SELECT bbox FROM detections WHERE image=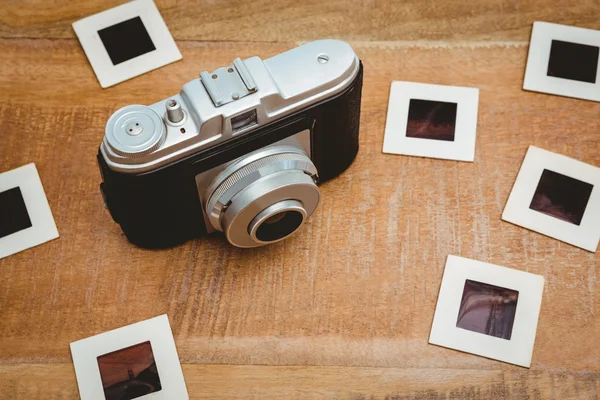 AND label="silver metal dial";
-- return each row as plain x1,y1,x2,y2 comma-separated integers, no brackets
104,105,166,158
